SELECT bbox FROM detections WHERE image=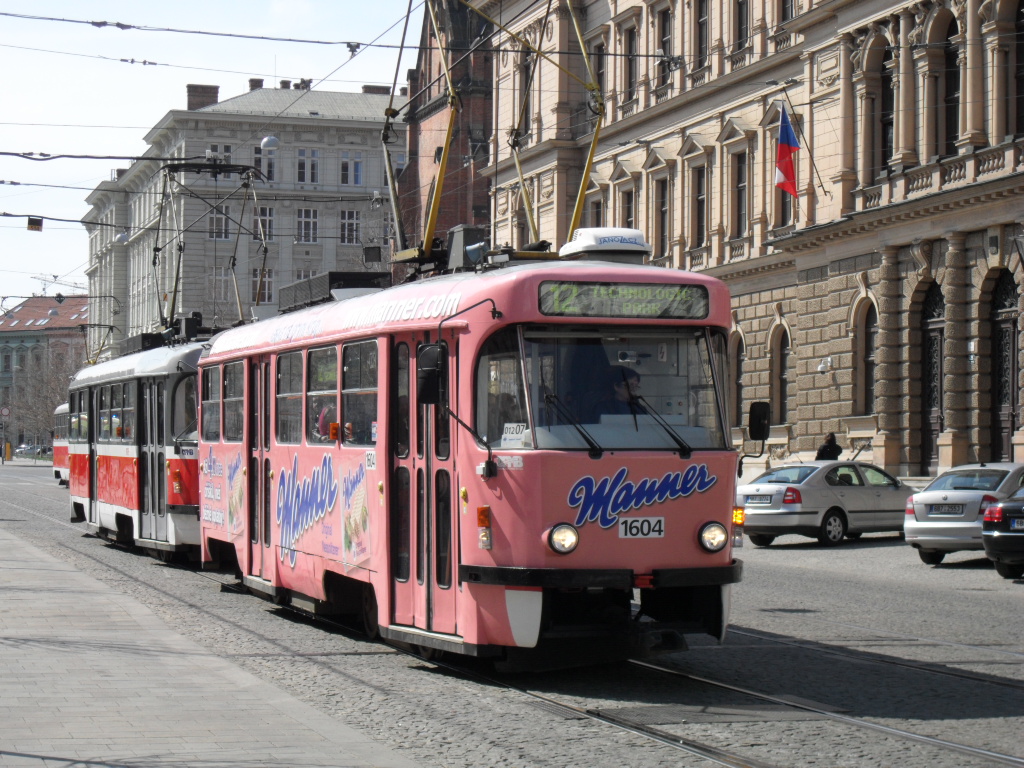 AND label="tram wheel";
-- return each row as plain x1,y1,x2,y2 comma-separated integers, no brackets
361,584,379,640
415,644,442,662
